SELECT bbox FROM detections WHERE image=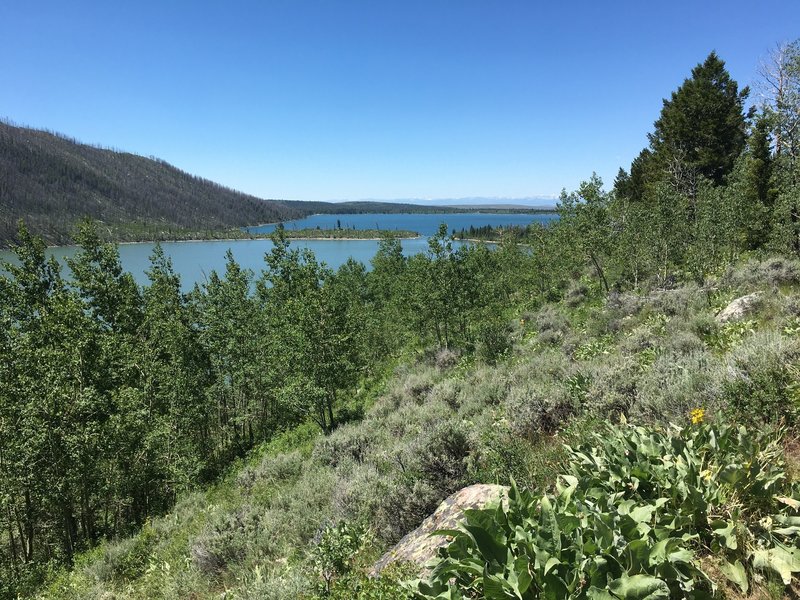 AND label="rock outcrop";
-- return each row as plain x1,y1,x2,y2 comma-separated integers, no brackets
371,483,508,575
716,292,762,323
